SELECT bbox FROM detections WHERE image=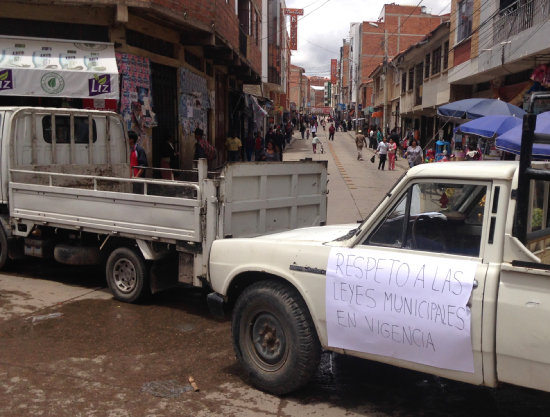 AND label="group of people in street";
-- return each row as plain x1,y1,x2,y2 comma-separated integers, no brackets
196,123,296,164
355,126,425,171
